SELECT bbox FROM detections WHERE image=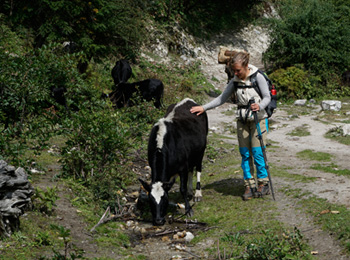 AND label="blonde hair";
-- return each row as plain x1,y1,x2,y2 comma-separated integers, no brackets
229,50,250,67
